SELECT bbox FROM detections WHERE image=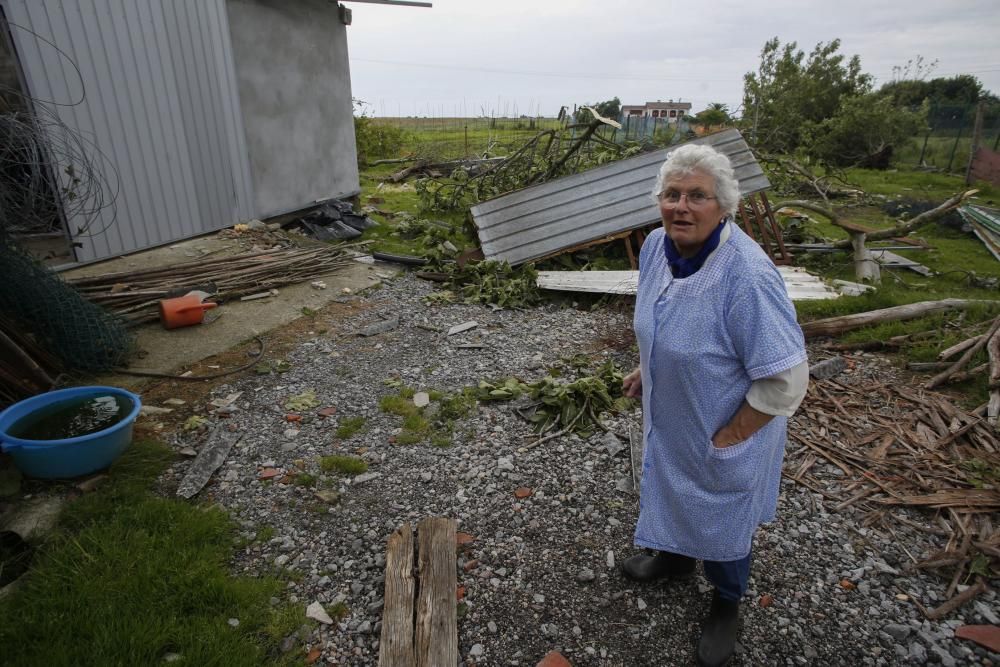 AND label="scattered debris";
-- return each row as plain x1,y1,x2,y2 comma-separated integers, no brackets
924,315,1000,389
284,391,319,412
412,392,430,408
447,321,478,336
959,204,1000,262
292,201,377,241
183,415,208,431
808,356,848,380
313,489,340,505
785,377,1000,598
831,279,876,297
871,249,933,276
139,405,173,416
176,426,244,499
306,601,335,625
74,474,108,493
357,316,400,337
480,360,628,445
209,392,243,409
240,289,280,301
310,281,327,290
955,624,1000,653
